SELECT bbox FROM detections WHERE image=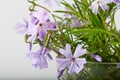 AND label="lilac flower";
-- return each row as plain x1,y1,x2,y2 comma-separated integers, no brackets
89,0,113,14
90,54,102,62
26,10,58,43
16,19,29,34
63,8,84,28
27,46,52,69
56,44,87,74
